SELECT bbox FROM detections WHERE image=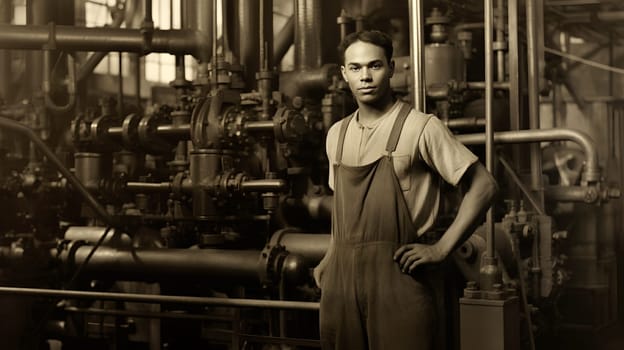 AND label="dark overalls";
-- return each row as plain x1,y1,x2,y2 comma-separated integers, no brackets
320,103,435,349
